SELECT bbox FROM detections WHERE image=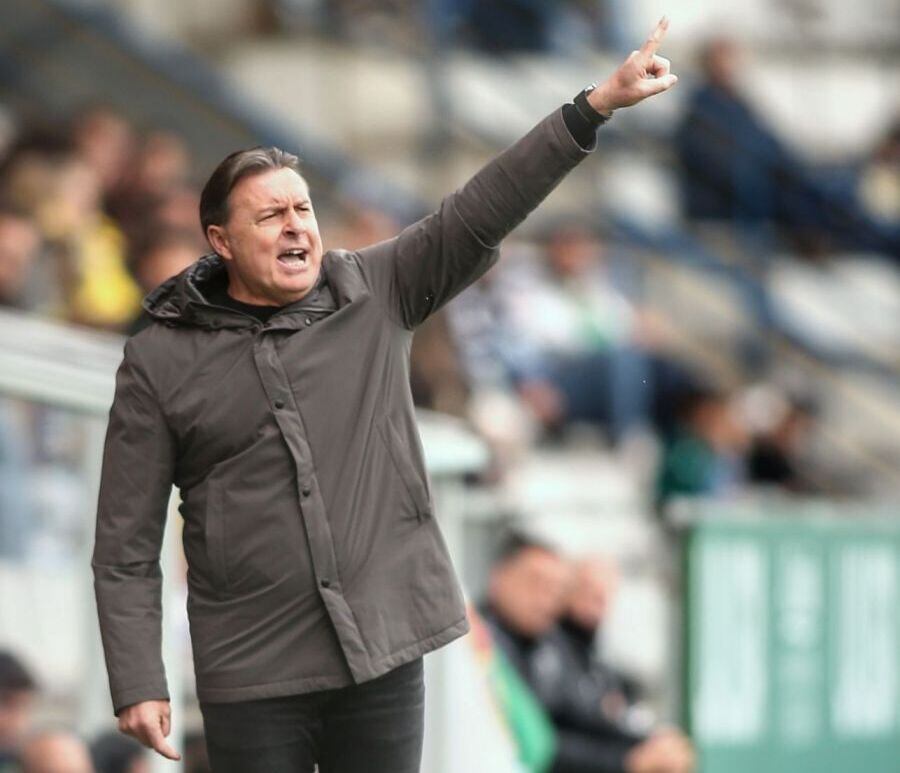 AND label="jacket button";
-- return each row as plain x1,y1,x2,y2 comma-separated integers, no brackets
274,399,285,409
301,487,311,497
320,578,330,588
303,316,312,326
